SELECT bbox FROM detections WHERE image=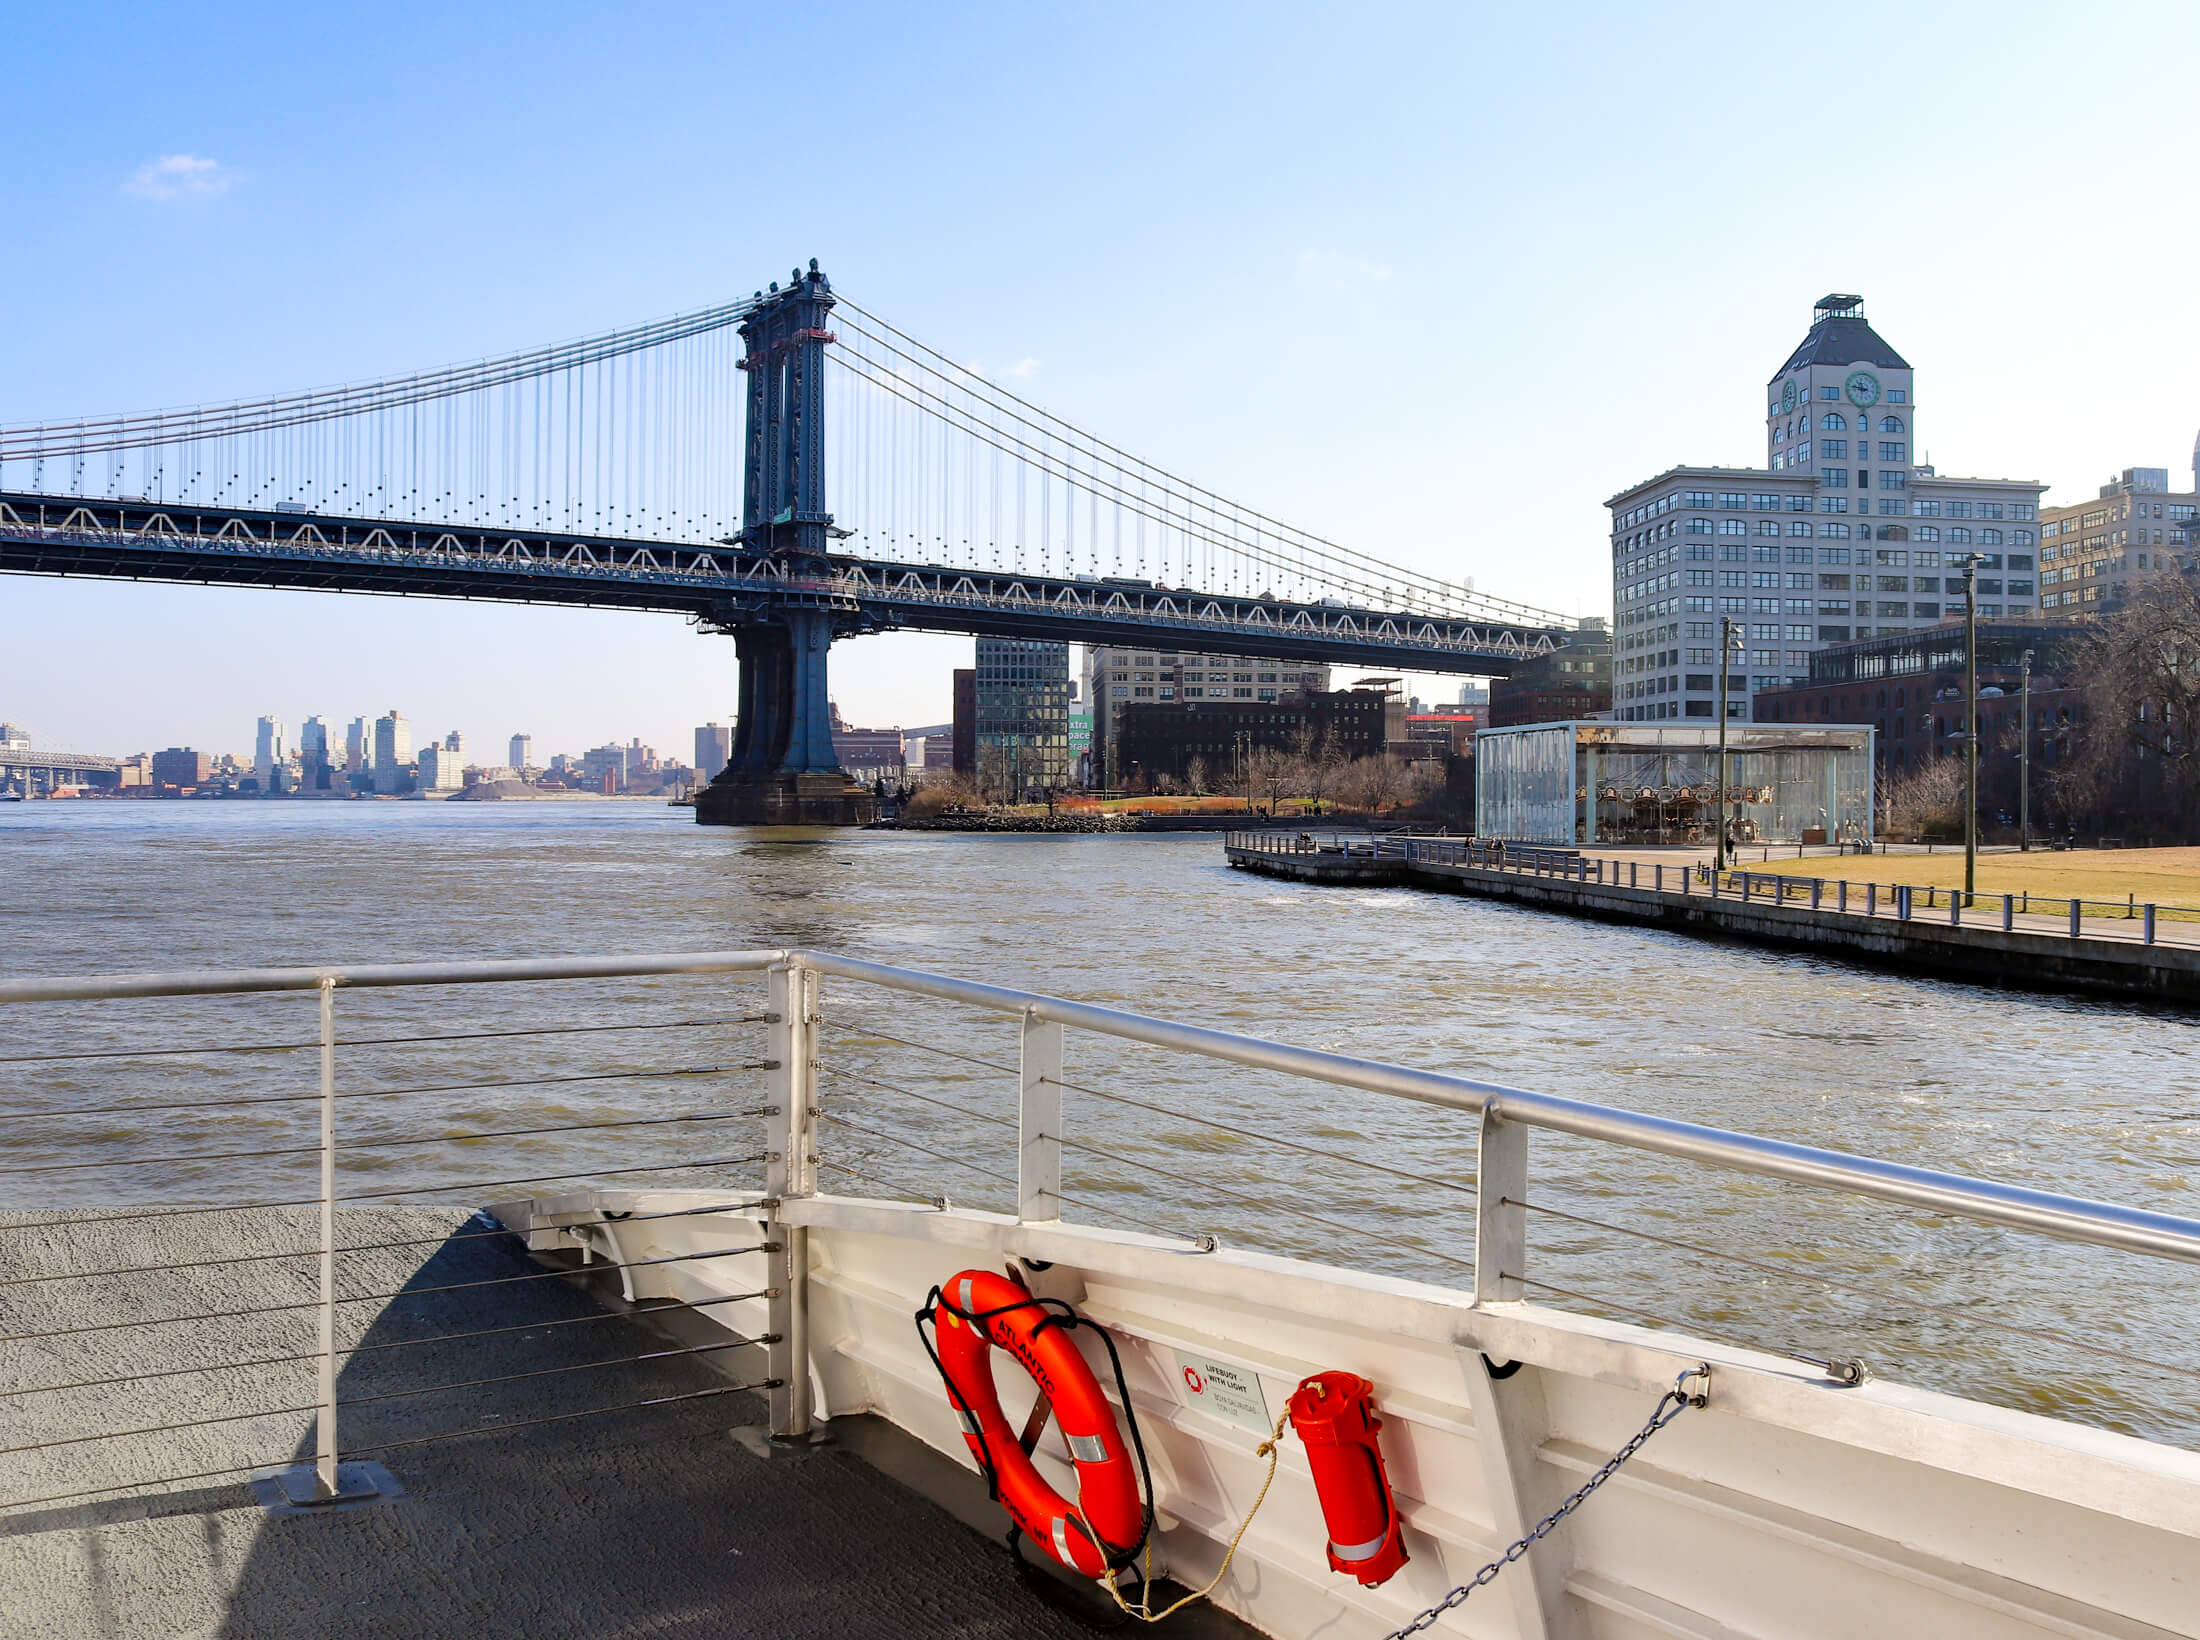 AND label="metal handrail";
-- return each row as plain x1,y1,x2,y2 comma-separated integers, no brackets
7,944,2194,1264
